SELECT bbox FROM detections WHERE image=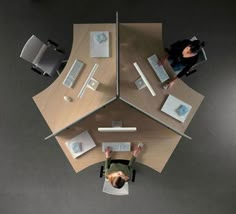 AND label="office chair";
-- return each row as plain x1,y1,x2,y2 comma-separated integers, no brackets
100,159,136,195
20,35,66,77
